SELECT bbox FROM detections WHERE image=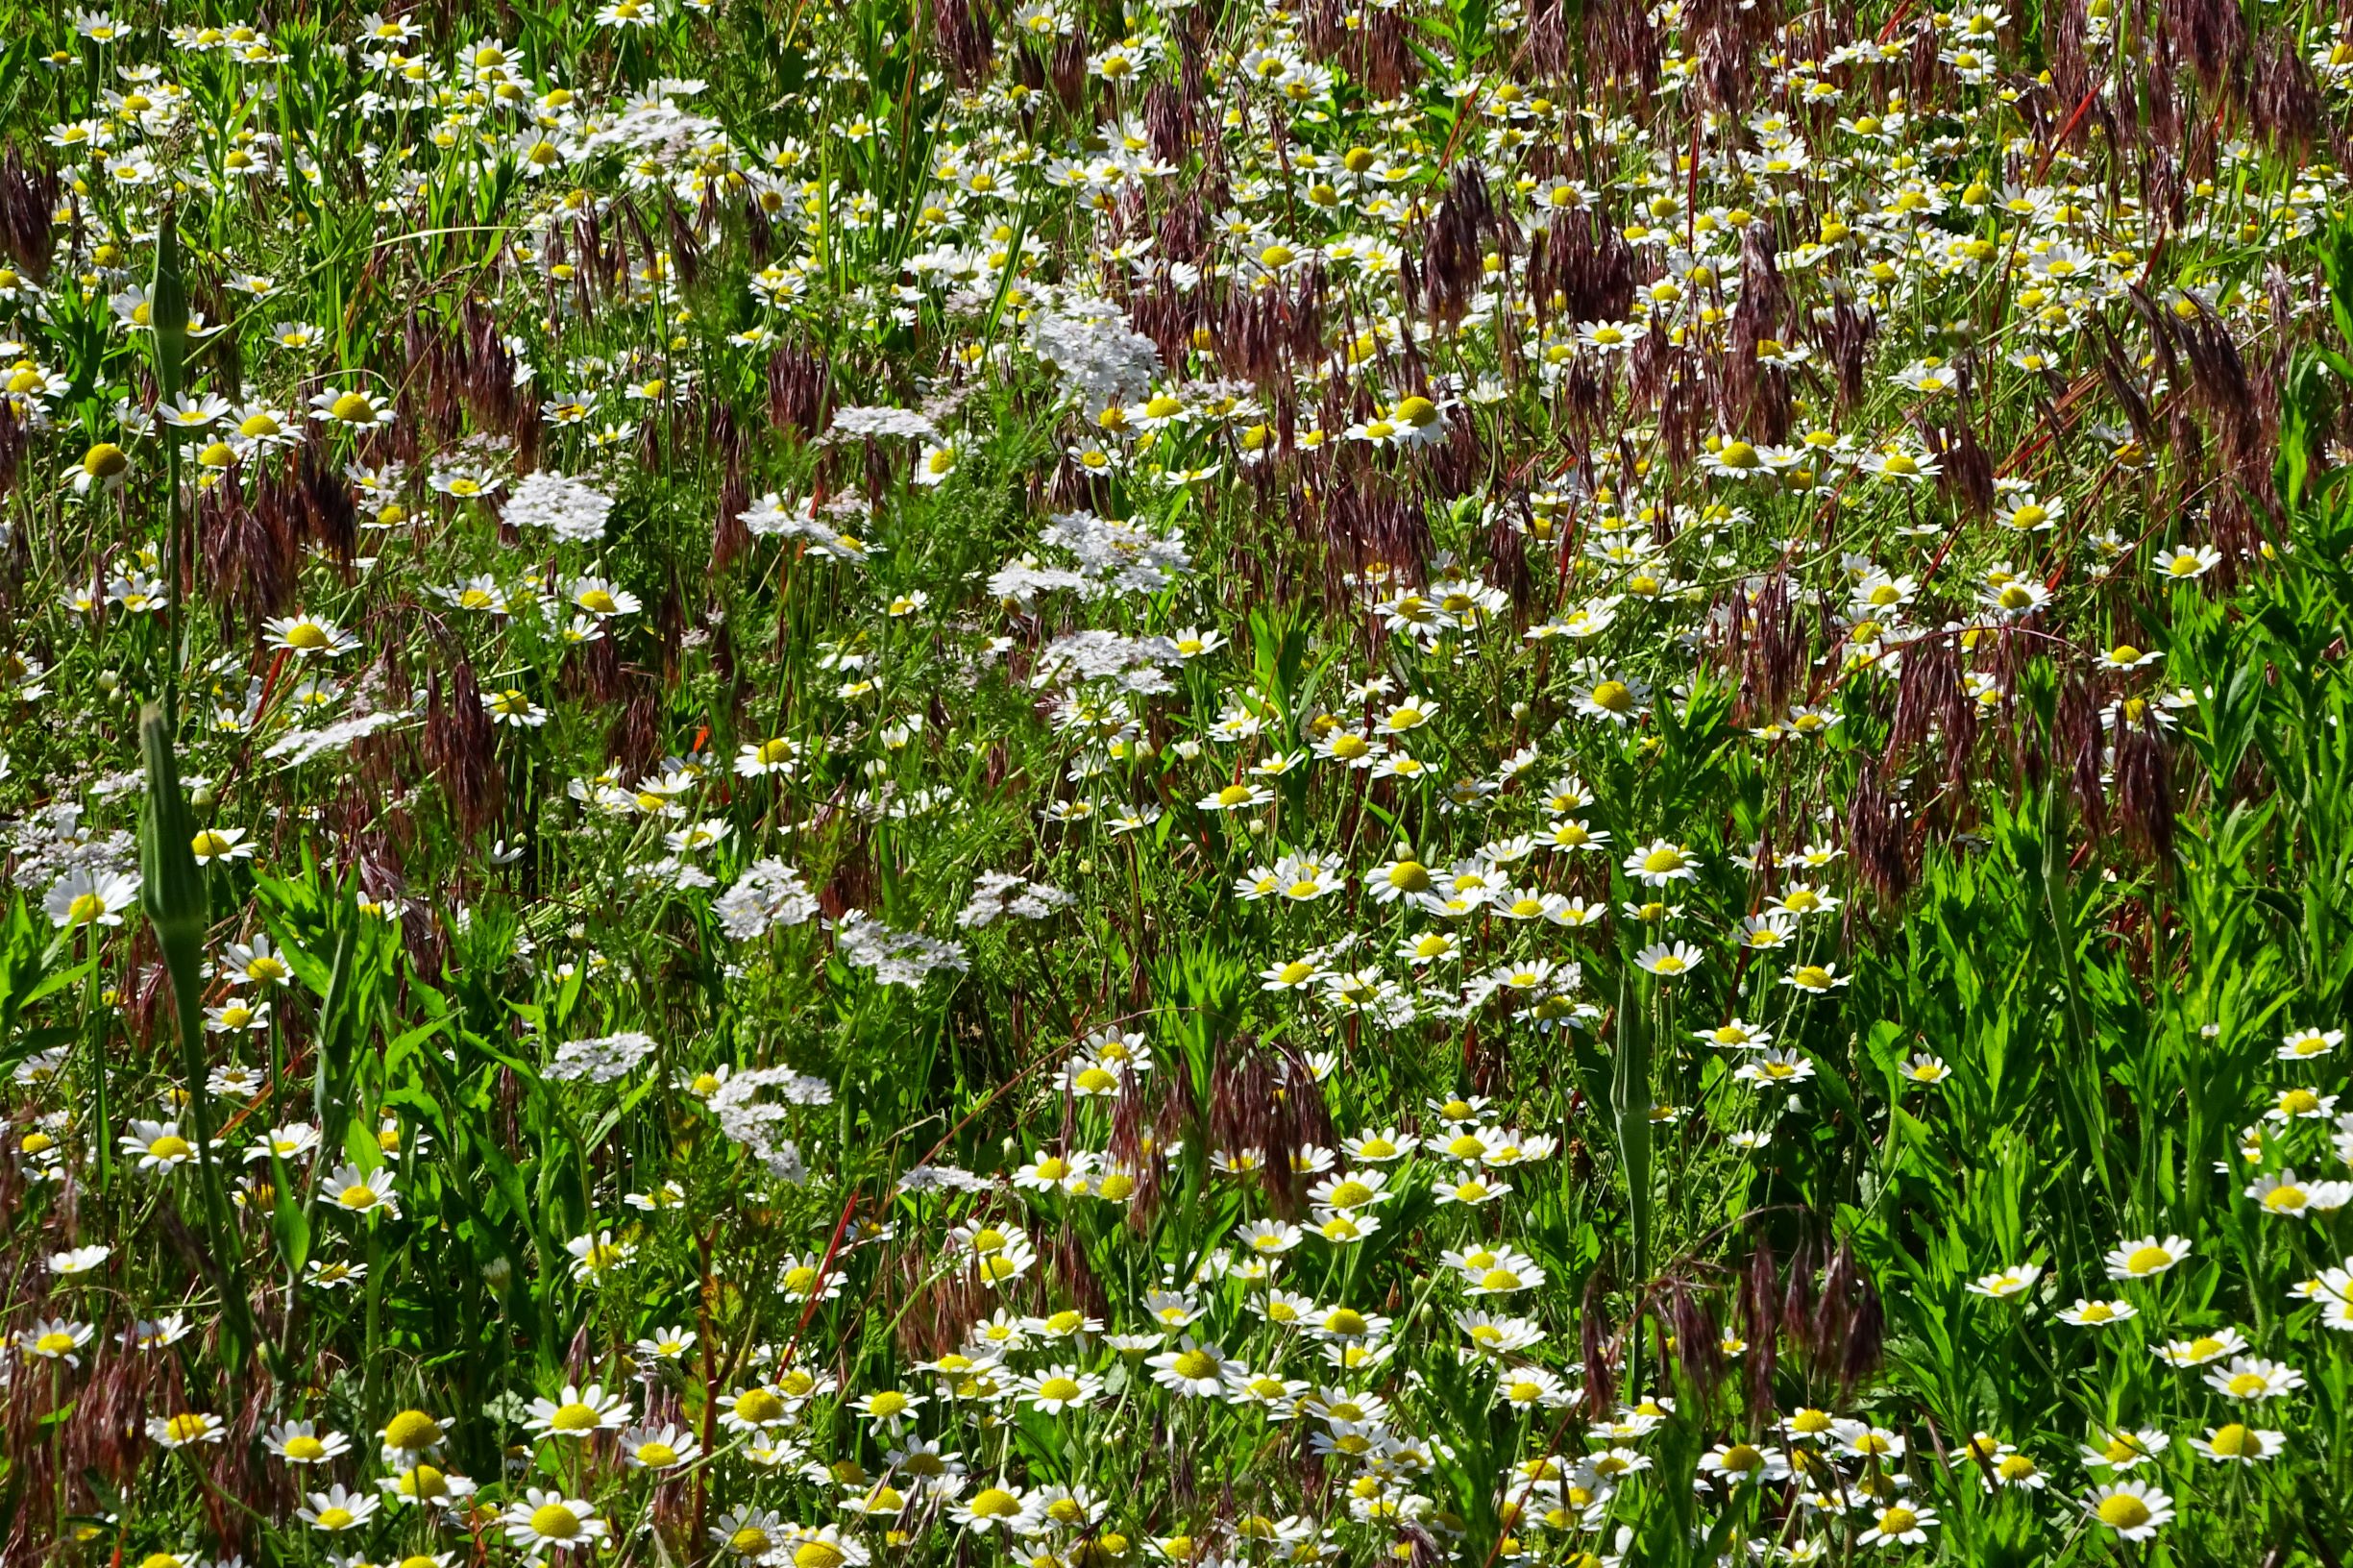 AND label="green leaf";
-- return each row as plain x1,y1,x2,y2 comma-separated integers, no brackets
149,210,189,404
270,1158,312,1275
